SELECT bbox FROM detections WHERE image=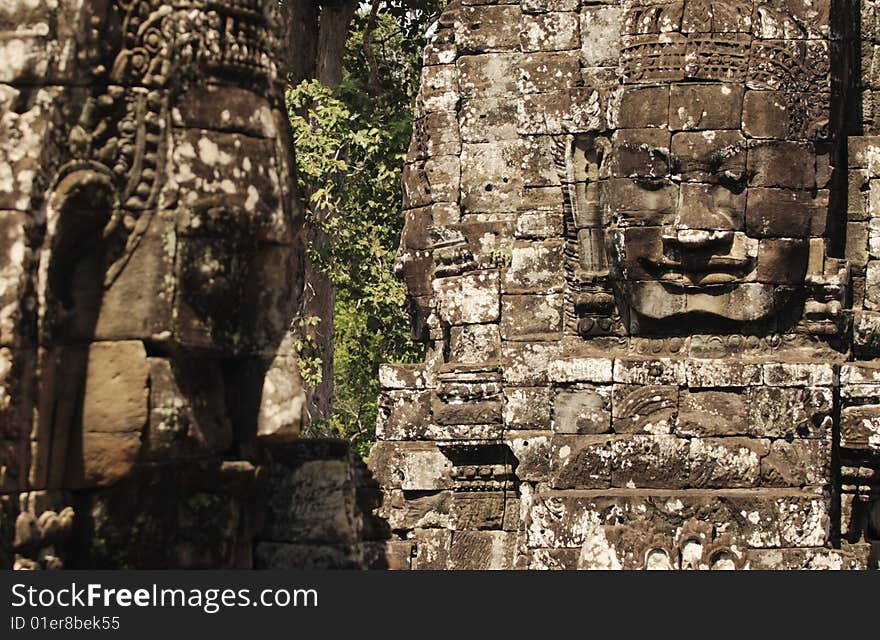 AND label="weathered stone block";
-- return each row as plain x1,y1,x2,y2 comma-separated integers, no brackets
756,239,809,284
600,180,678,227
841,362,880,385
501,293,563,339
173,85,277,138
456,5,522,54
144,358,232,460
580,5,623,67
742,90,789,138
526,490,830,551
749,387,832,439
376,390,433,440
746,548,865,570
521,12,580,52
689,438,769,489
550,435,612,489
458,53,519,97
0,211,28,346
418,64,459,113
433,393,502,426
502,241,565,293
520,136,564,187
384,490,452,531
618,85,669,129
449,530,515,569
686,360,762,387
840,405,880,450
670,83,743,131
503,387,552,429
401,162,432,209
761,439,832,487
238,246,303,356
368,442,452,491
506,431,551,482
369,540,414,570
5,0,98,76
519,52,581,93
762,362,834,387
425,422,504,441
424,154,461,203
866,260,880,309
412,528,452,570
517,91,574,134
610,435,691,489
460,97,519,143
502,342,563,385
435,271,500,325
746,188,827,238
520,185,566,213
748,141,817,189
515,211,565,238
379,364,428,390
71,341,149,488
612,384,677,434
450,492,506,530
673,130,746,182
167,130,283,234
529,548,581,570
263,459,359,544
553,387,612,434
678,389,749,437
461,141,523,213
549,357,614,383
449,323,502,364
614,358,686,386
